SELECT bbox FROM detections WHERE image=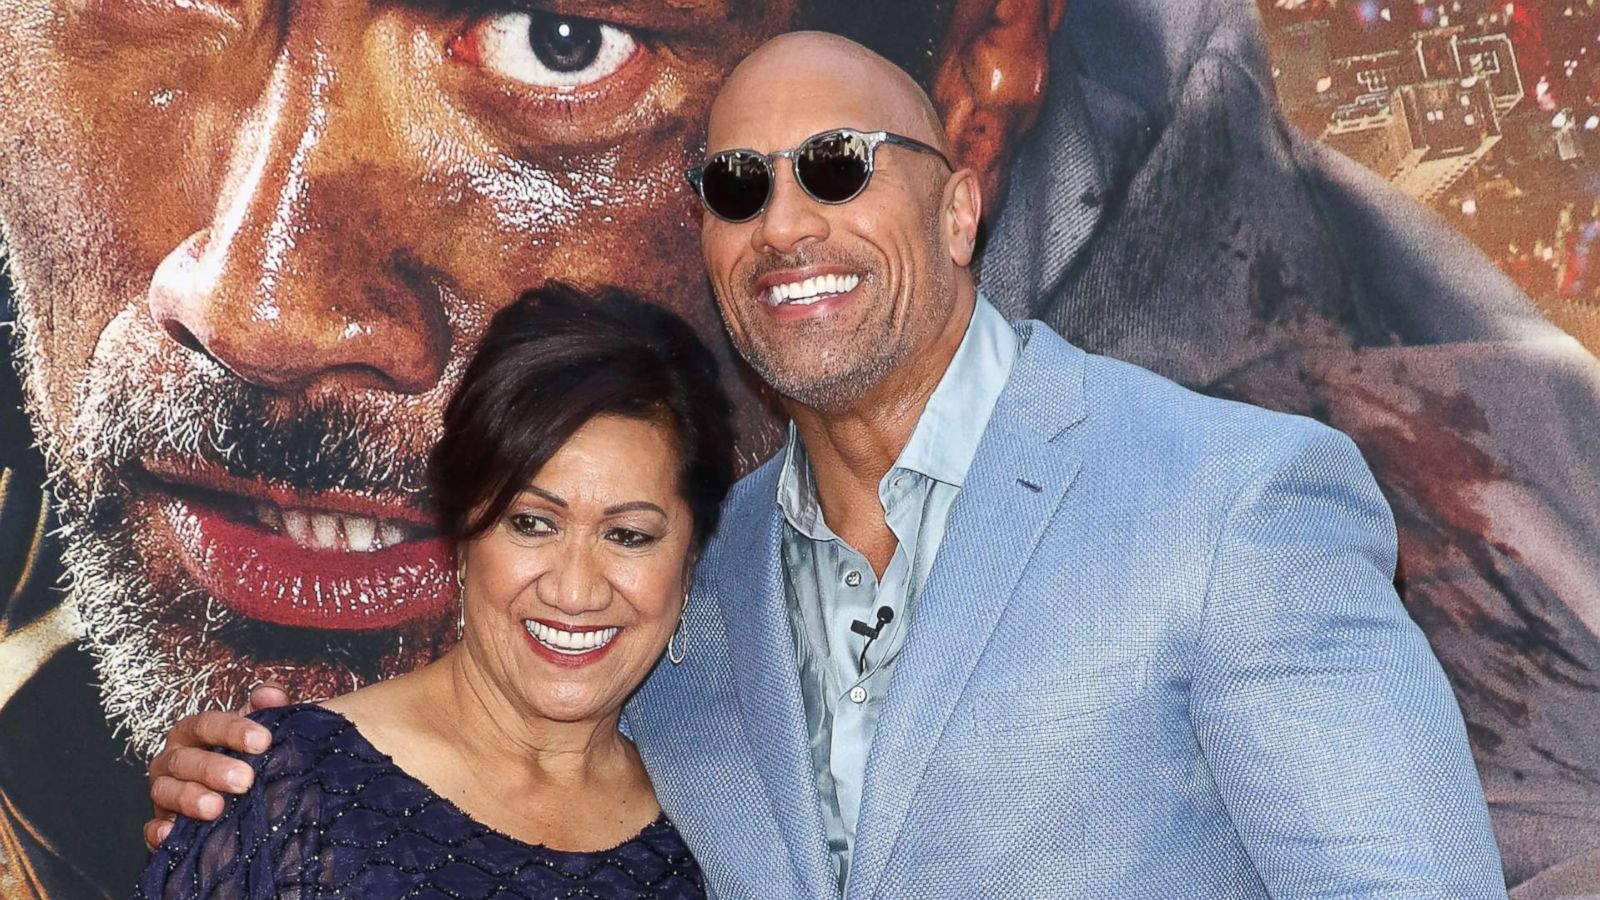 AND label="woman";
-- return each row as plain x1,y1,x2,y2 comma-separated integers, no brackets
133,283,734,899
